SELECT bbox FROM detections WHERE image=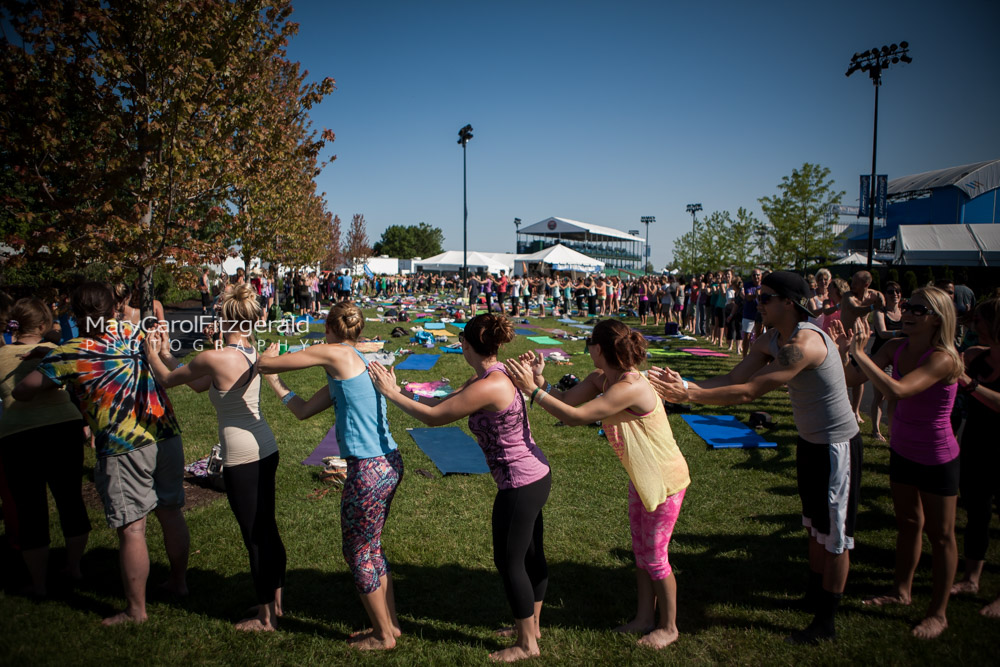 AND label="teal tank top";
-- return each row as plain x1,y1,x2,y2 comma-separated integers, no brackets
326,344,399,459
